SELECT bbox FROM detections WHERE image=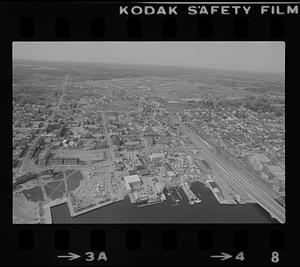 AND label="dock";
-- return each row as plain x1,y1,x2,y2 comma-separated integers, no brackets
67,197,116,217
175,186,182,199
138,199,162,207
181,182,201,205
206,180,230,204
167,188,179,203
41,203,52,224
49,196,68,207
